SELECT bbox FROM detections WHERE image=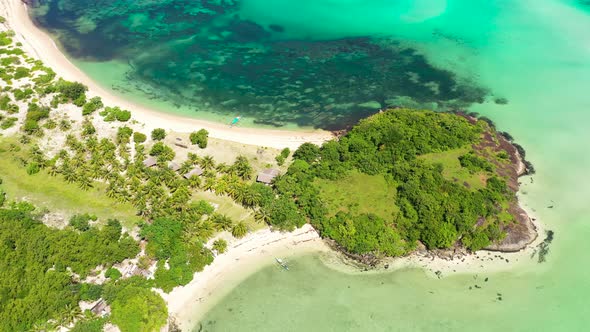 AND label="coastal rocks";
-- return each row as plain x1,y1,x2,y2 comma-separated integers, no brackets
484,205,537,252
530,230,554,263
